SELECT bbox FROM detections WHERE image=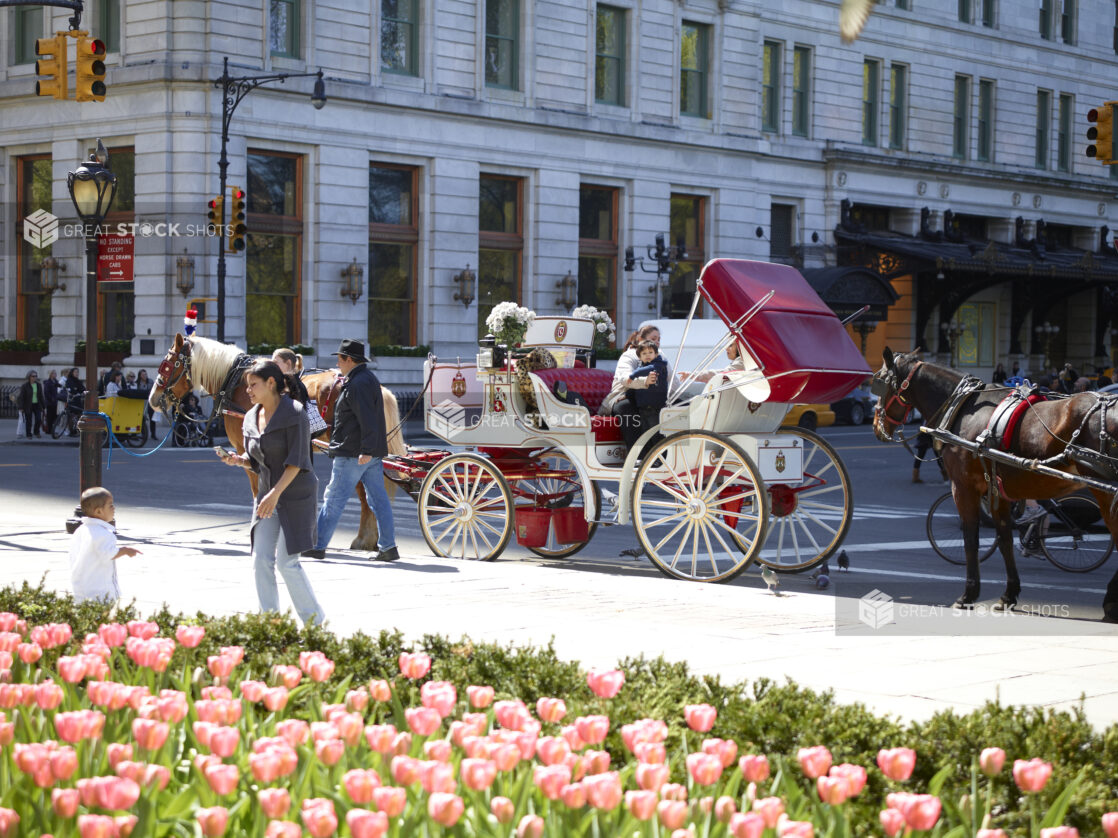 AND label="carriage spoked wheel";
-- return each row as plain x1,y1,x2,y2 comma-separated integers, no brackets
757,428,853,574
632,431,768,583
418,453,514,562
511,451,600,559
